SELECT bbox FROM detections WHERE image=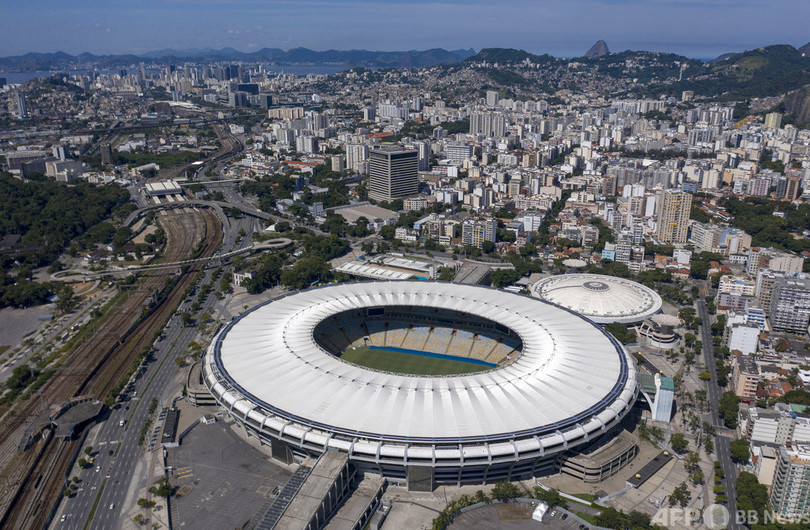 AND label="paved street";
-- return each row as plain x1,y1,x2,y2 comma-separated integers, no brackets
696,297,740,529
